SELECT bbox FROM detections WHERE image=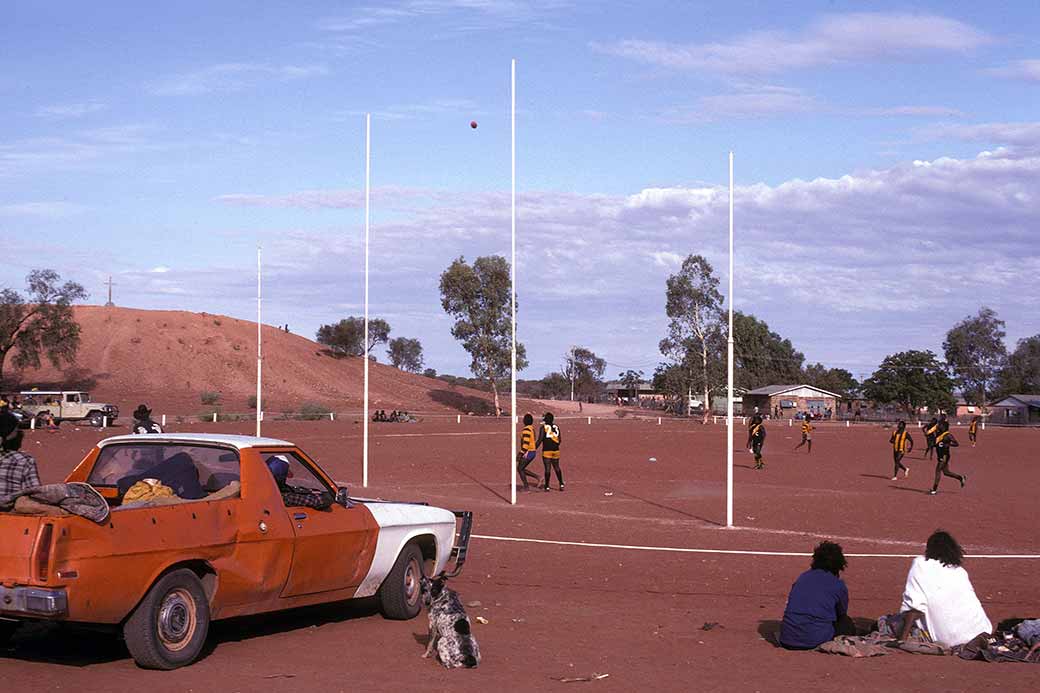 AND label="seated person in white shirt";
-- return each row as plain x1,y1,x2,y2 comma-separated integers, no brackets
898,530,992,647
